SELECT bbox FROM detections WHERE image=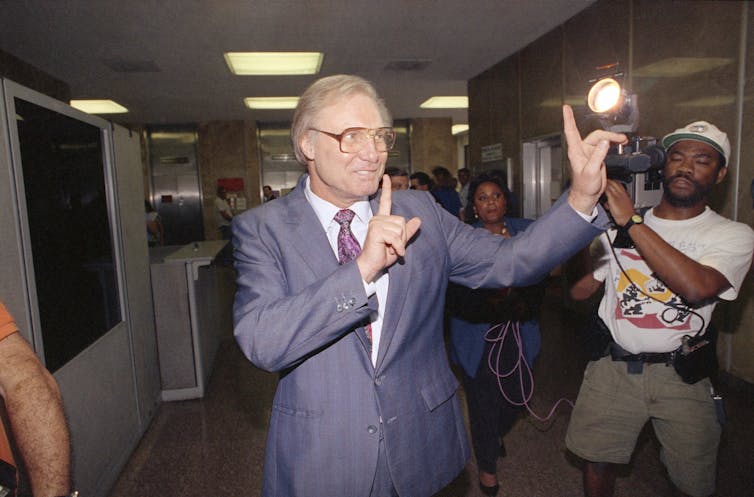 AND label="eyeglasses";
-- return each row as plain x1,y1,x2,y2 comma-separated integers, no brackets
310,127,396,153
